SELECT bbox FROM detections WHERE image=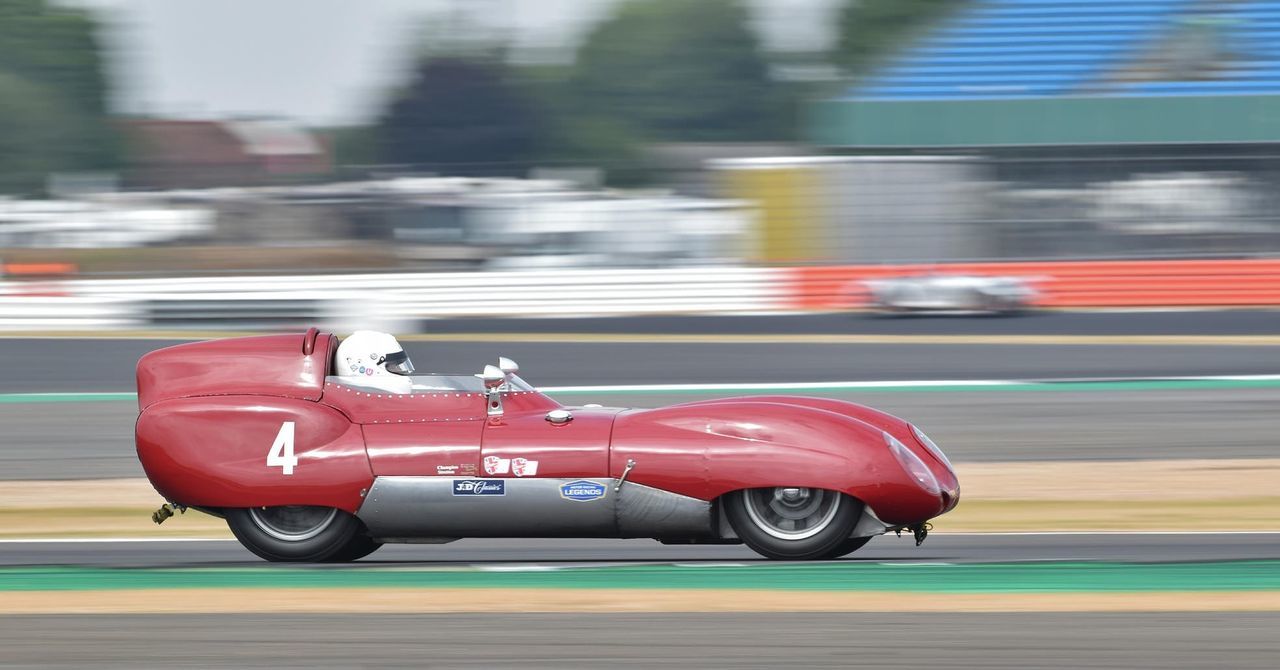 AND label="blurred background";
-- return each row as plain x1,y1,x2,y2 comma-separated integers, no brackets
2,3,1279,666
3,0,1280,329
